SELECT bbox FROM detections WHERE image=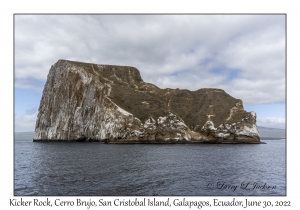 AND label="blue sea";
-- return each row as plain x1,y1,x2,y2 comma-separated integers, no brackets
14,140,286,196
